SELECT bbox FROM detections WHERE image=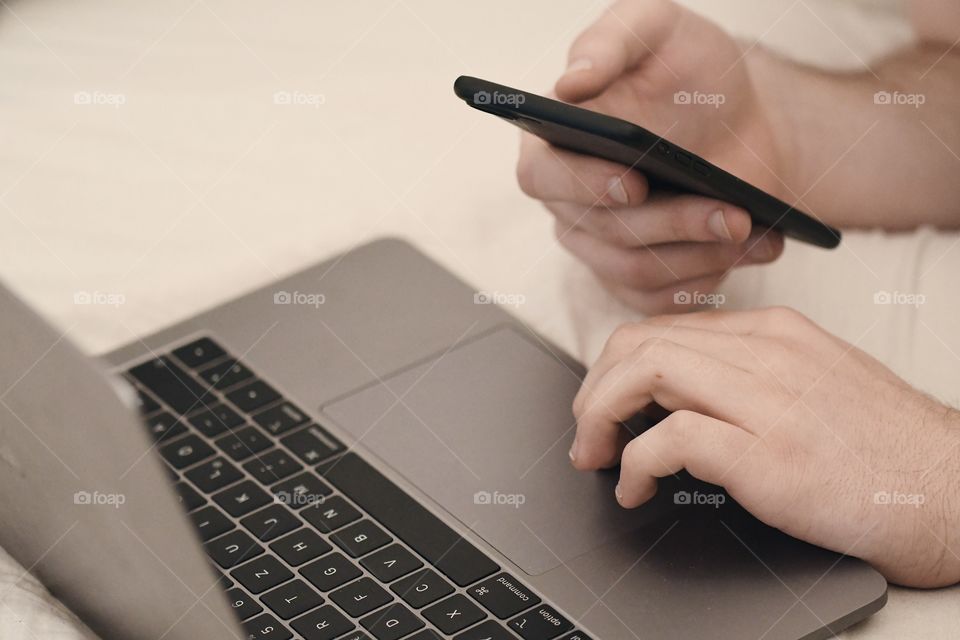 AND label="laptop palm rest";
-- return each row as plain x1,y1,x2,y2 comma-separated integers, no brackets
322,325,672,576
